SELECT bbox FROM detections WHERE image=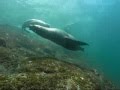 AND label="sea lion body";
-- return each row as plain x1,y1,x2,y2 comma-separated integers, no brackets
28,25,88,51
22,19,50,30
